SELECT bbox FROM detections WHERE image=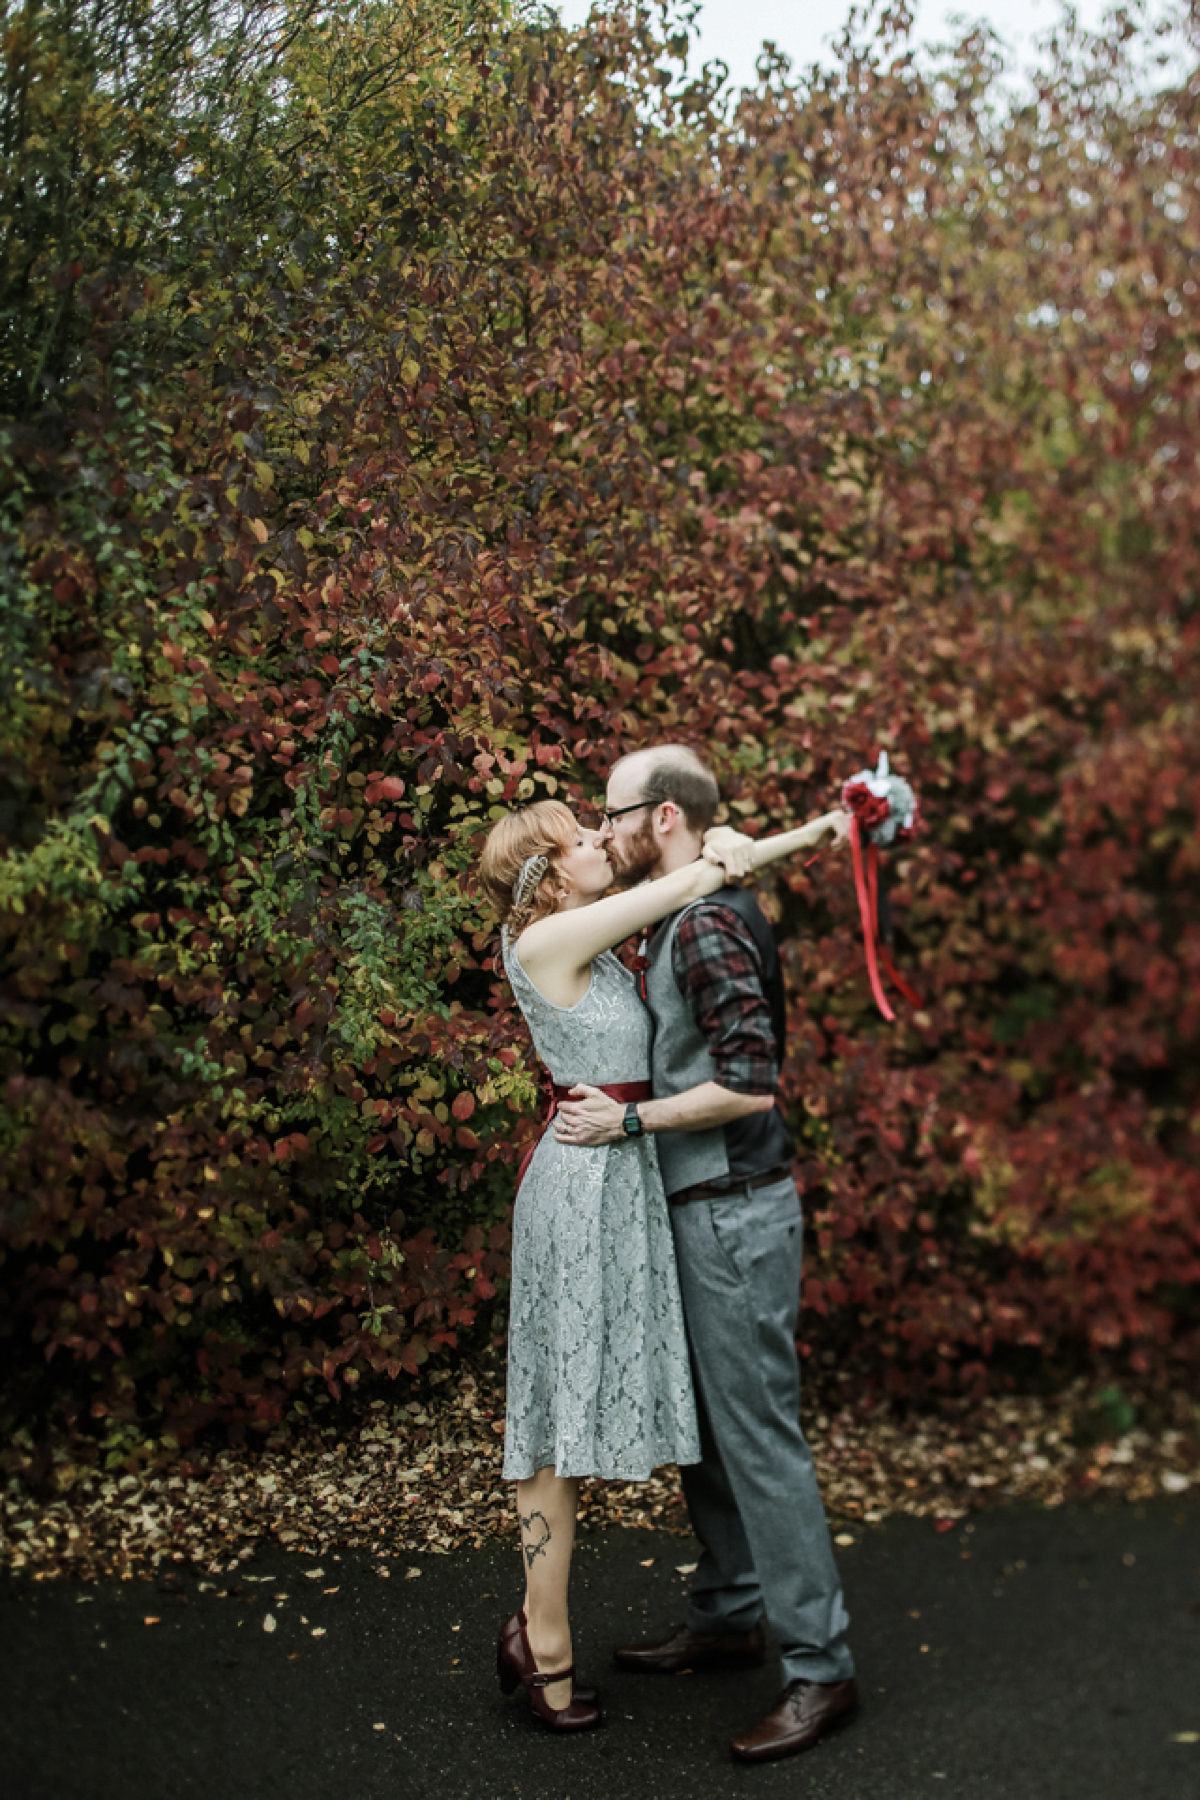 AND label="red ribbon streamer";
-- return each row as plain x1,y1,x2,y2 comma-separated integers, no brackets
848,816,922,1022
516,1077,654,1193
